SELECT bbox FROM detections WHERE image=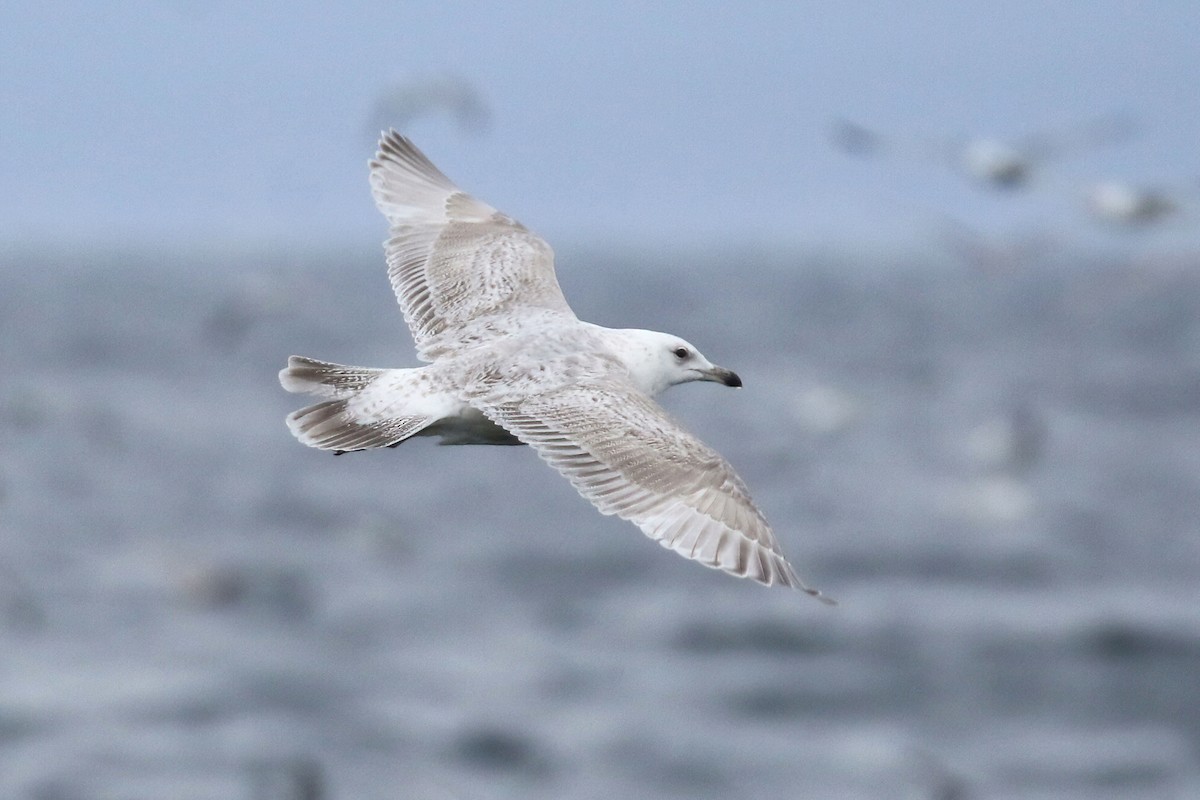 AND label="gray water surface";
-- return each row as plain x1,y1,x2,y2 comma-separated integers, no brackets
1,246,1197,798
